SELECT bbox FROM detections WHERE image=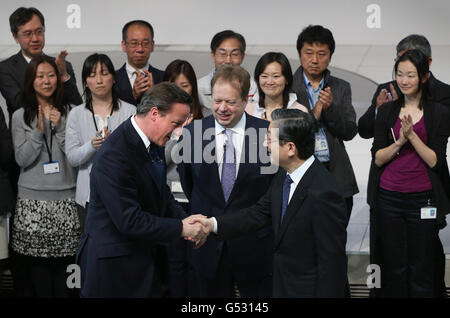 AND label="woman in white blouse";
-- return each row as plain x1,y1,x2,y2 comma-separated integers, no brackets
246,52,308,121
65,53,135,232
